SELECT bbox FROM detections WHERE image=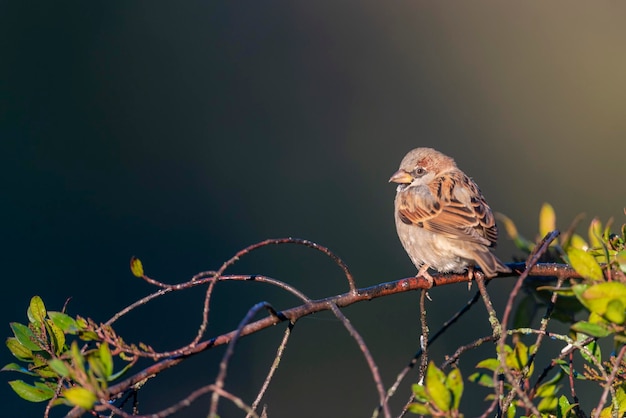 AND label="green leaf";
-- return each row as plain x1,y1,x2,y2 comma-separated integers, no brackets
574,282,626,323
446,367,463,410
10,322,41,351
507,403,516,418
70,341,85,371
28,296,47,324
88,357,107,384
468,371,494,387
569,234,589,250
425,361,451,412
571,321,612,338
505,341,533,375
616,250,626,273
475,358,500,371
8,380,54,402
32,354,58,379
411,383,428,402
6,337,33,361
407,402,430,415
63,387,97,409
1,363,37,376
599,385,626,417
536,286,576,297
556,395,576,418
49,311,78,333
78,330,99,341
98,343,113,379
108,360,134,381
576,333,601,364
605,299,626,324
48,359,70,377
536,383,558,398
45,319,66,355
539,203,557,244
130,256,144,277
538,395,558,412
588,218,603,250
566,247,604,281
